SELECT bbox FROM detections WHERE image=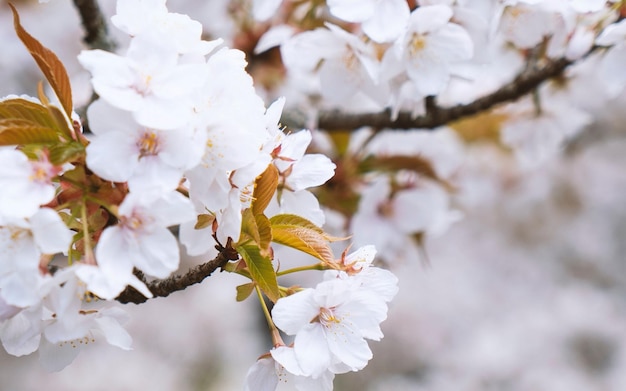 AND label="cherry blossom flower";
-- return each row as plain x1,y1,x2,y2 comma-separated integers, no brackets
500,97,592,168
78,35,207,130
325,245,399,305
0,208,72,307
382,5,474,97
0,150,60,219
1,268,132,372
282,25,386,107
85,99,204,194
84,191,194,299
272,278,389,377
350,175,461,262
